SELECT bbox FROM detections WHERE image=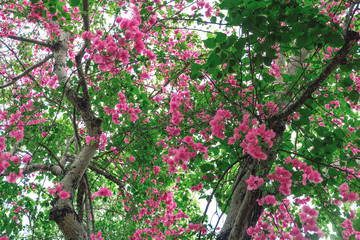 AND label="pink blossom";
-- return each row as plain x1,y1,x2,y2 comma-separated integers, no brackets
22,154,32,164
47,187,56,195
228,137,236,145
190,182,203,192
10,155,20,164
91,231,104,240
85,136,95,145
56,184,63,192
0,137,5,151
149,14,157,25
6,172,17,183
96,29,103,36
59,191,70,199
246,175,264,190
154,166,160,175
94,186,113,197
129,156,135,162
